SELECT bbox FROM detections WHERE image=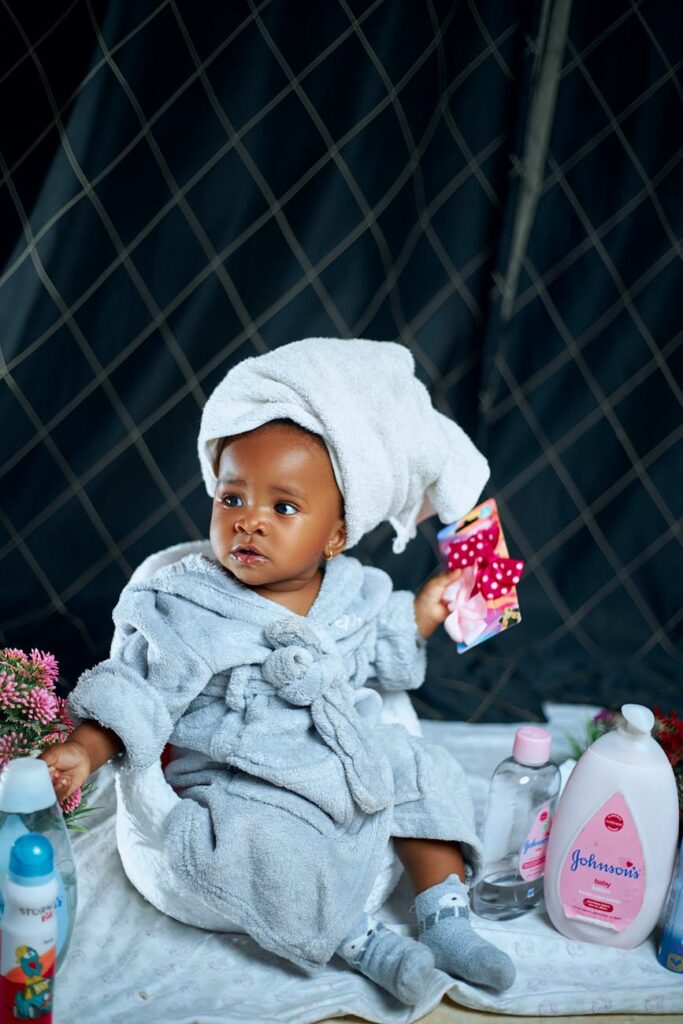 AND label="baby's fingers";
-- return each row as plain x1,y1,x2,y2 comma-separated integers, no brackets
48,764,68,792
39,750,64,784
442,568,463,581
39,745,60,767
55,771,78,801
41,757,70,796
434,568,463,591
